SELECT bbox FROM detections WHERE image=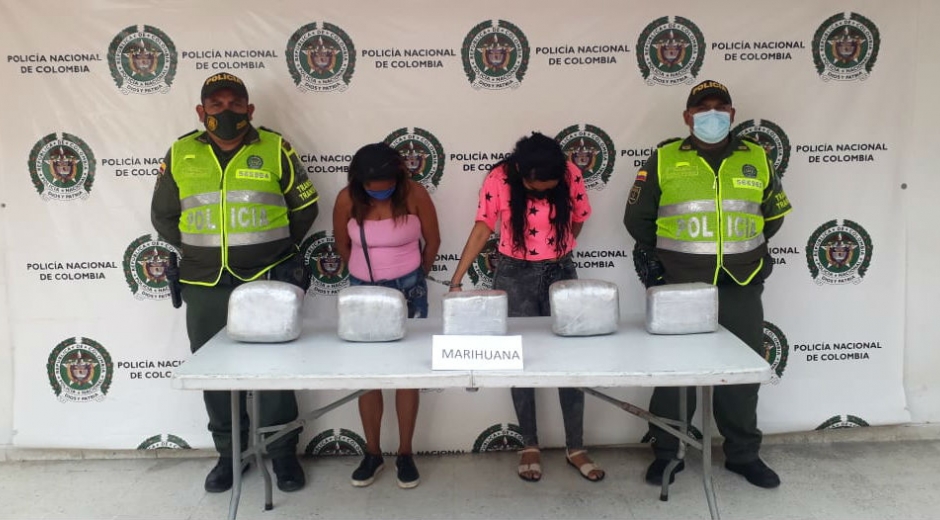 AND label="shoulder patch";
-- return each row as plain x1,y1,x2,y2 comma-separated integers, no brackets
176,129,199,140
628,185,642,205
656,137,682,148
